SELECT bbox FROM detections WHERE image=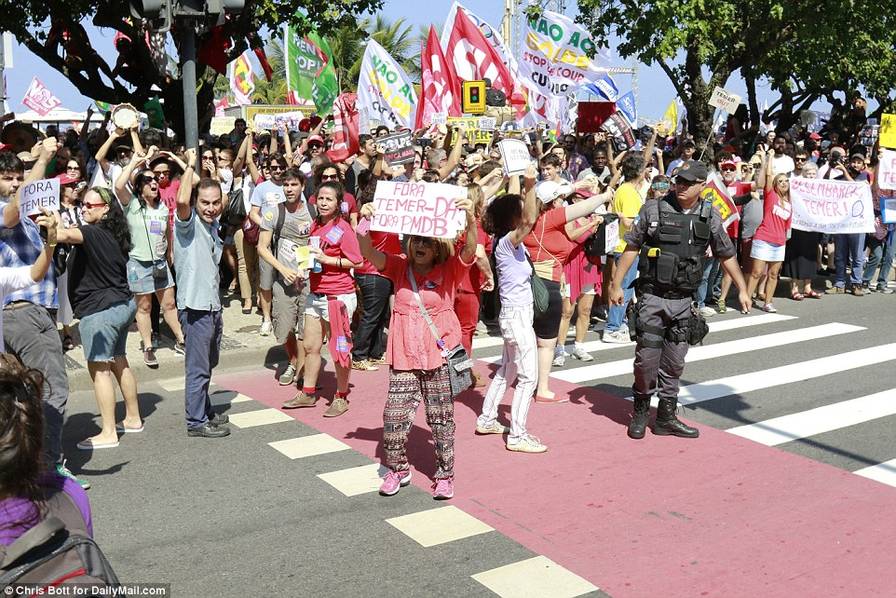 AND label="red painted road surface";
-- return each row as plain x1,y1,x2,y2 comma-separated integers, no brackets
217,362,896,597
